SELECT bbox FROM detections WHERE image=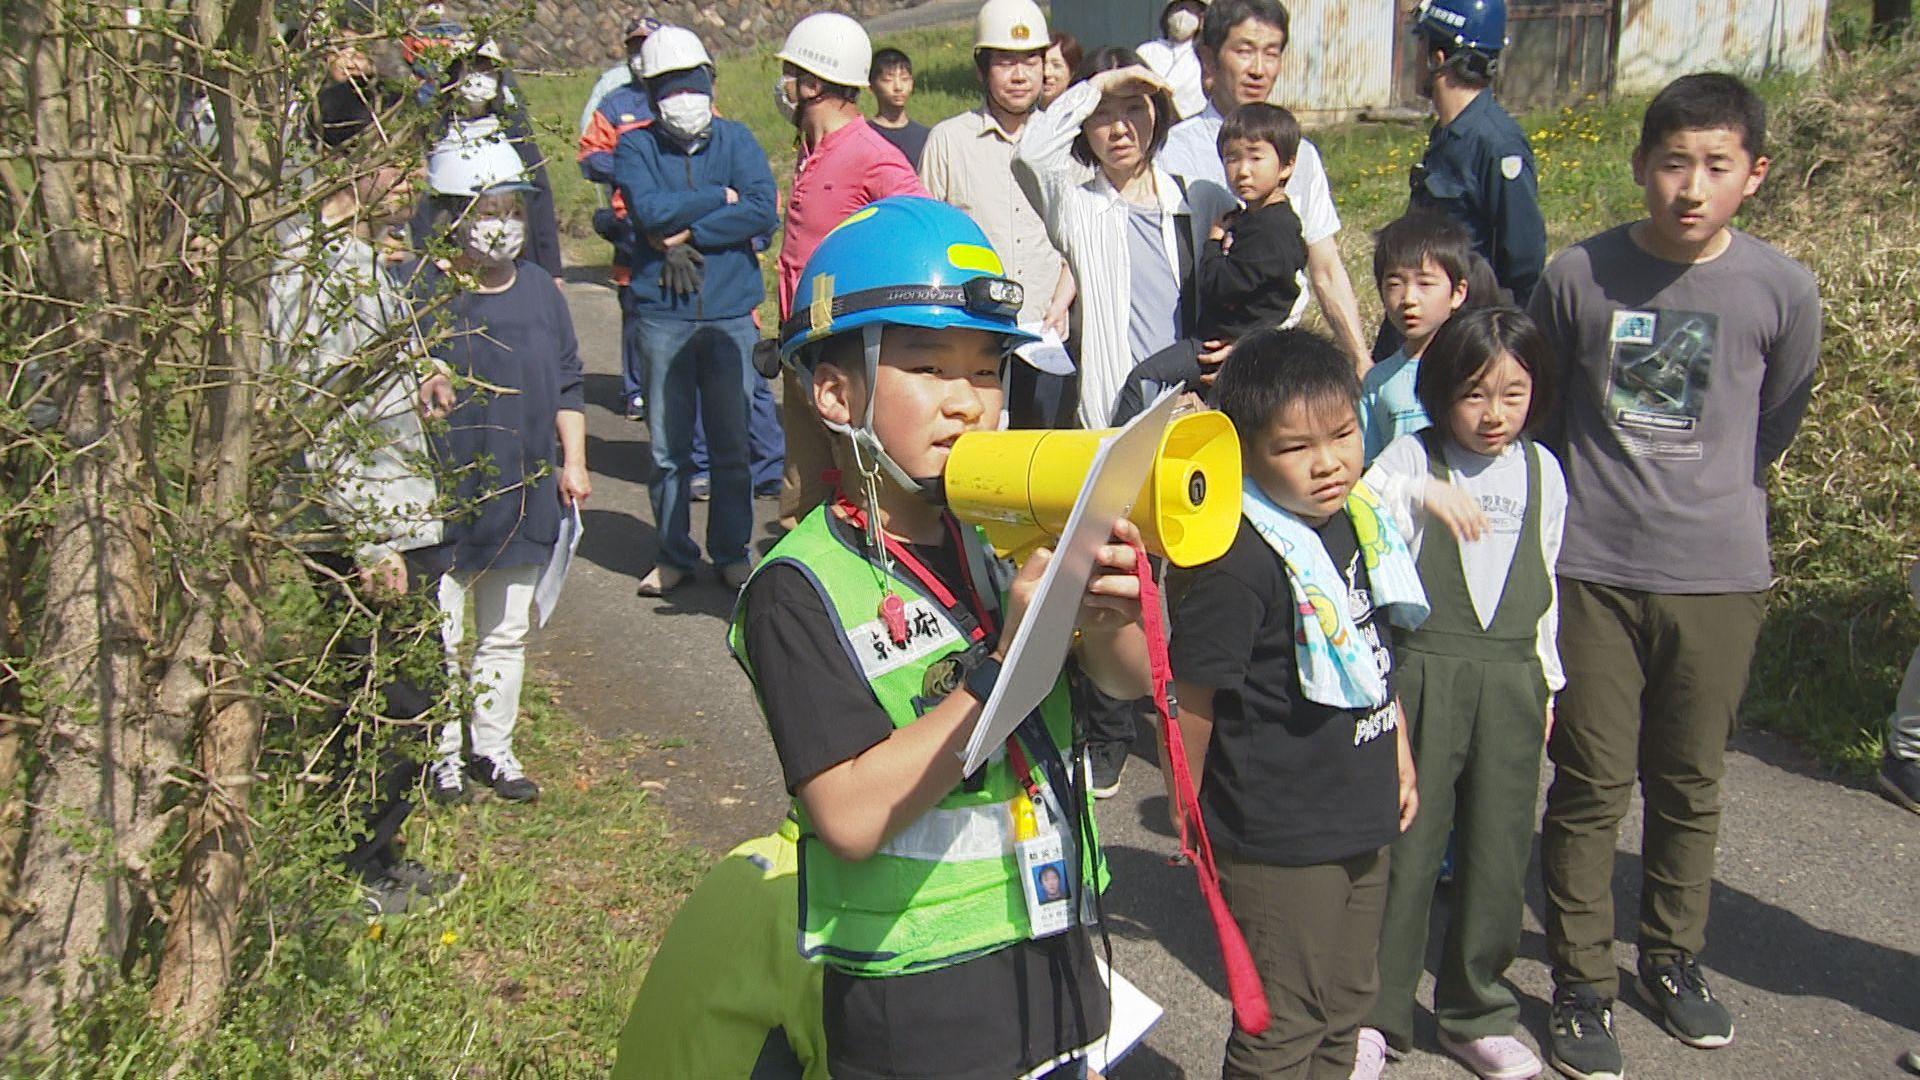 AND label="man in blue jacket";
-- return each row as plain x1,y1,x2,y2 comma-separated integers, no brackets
614,26,780,596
